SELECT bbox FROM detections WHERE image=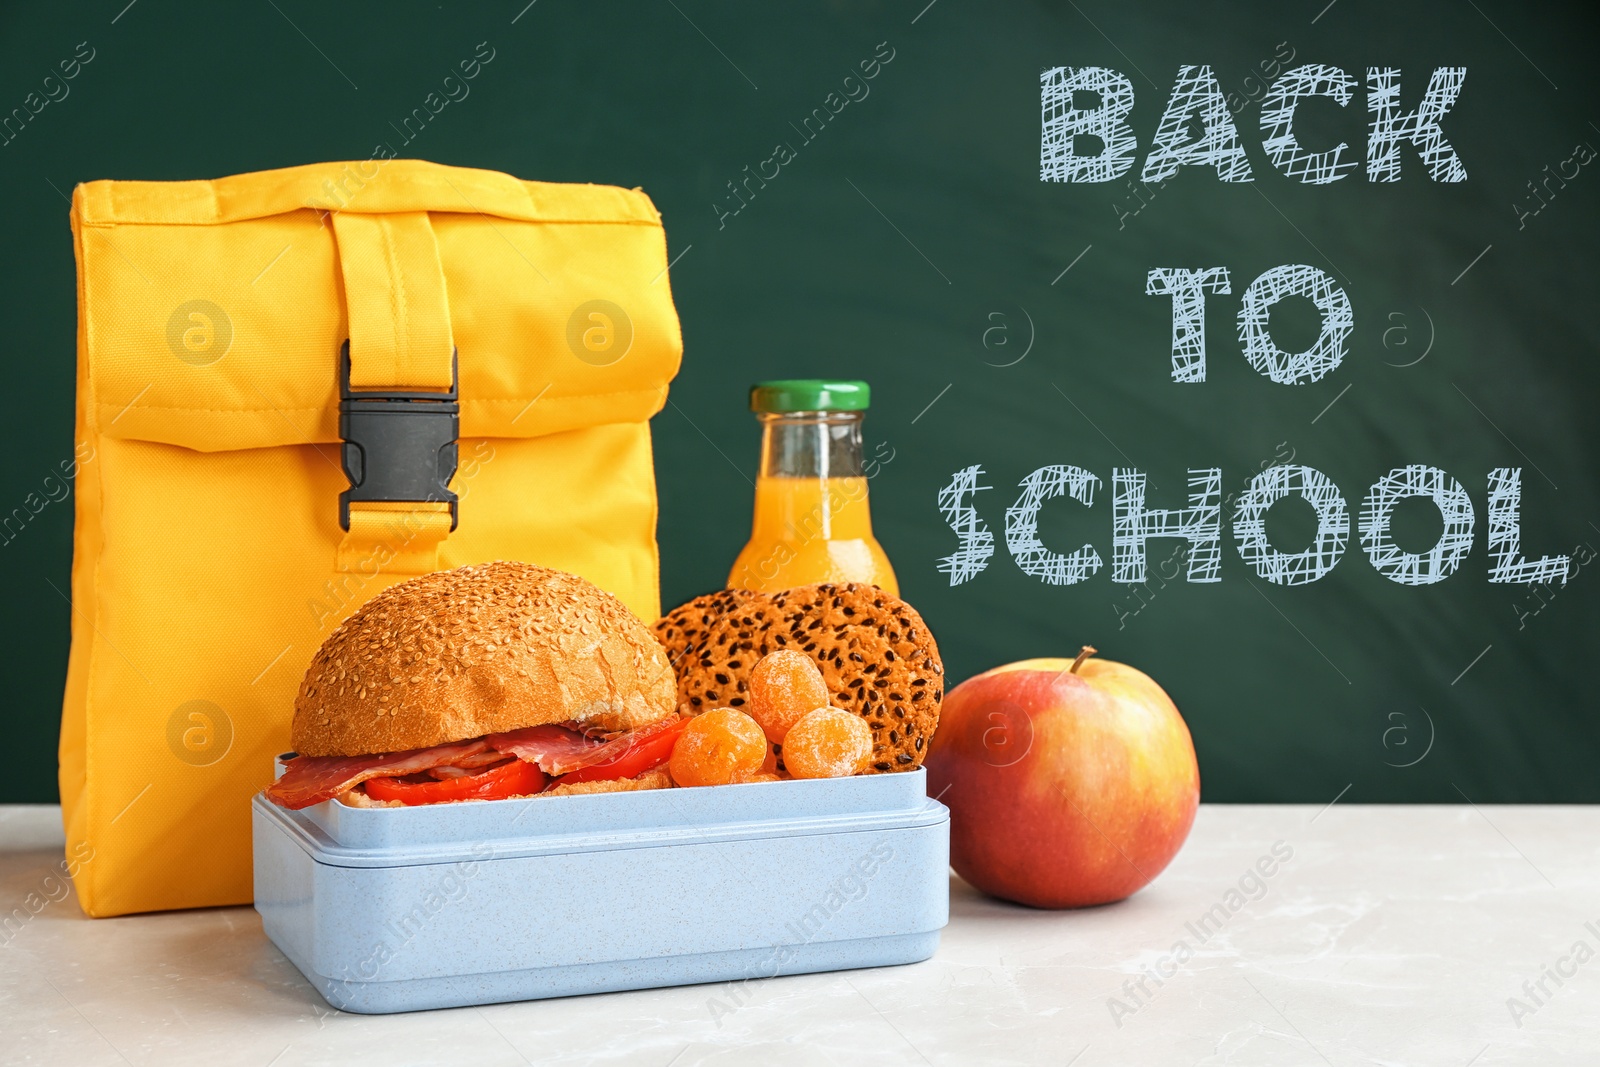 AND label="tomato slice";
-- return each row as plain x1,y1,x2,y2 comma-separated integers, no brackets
363,756,547,806
555,717,688,785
